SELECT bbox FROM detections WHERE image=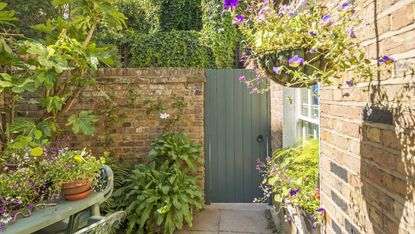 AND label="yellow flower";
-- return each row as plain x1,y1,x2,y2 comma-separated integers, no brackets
100,157,106,164
31,147,44,157
74,155,84,163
